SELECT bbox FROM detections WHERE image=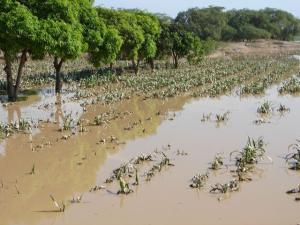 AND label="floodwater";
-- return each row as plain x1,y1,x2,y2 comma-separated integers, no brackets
1,82,300,225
